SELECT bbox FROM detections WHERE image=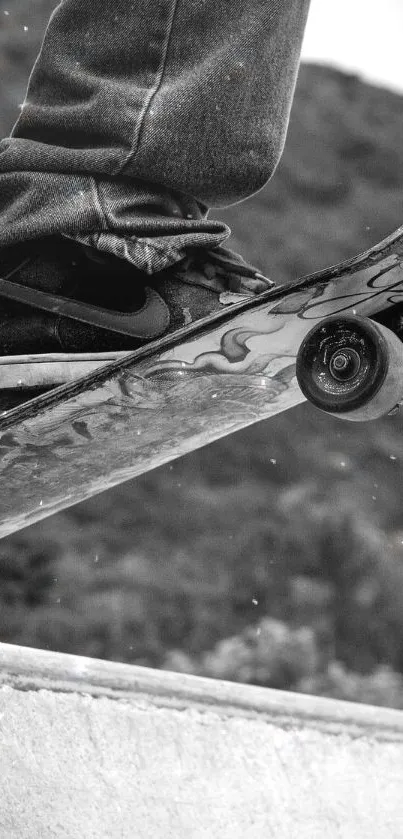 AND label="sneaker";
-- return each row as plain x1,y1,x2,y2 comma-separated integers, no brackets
0,235,273,397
